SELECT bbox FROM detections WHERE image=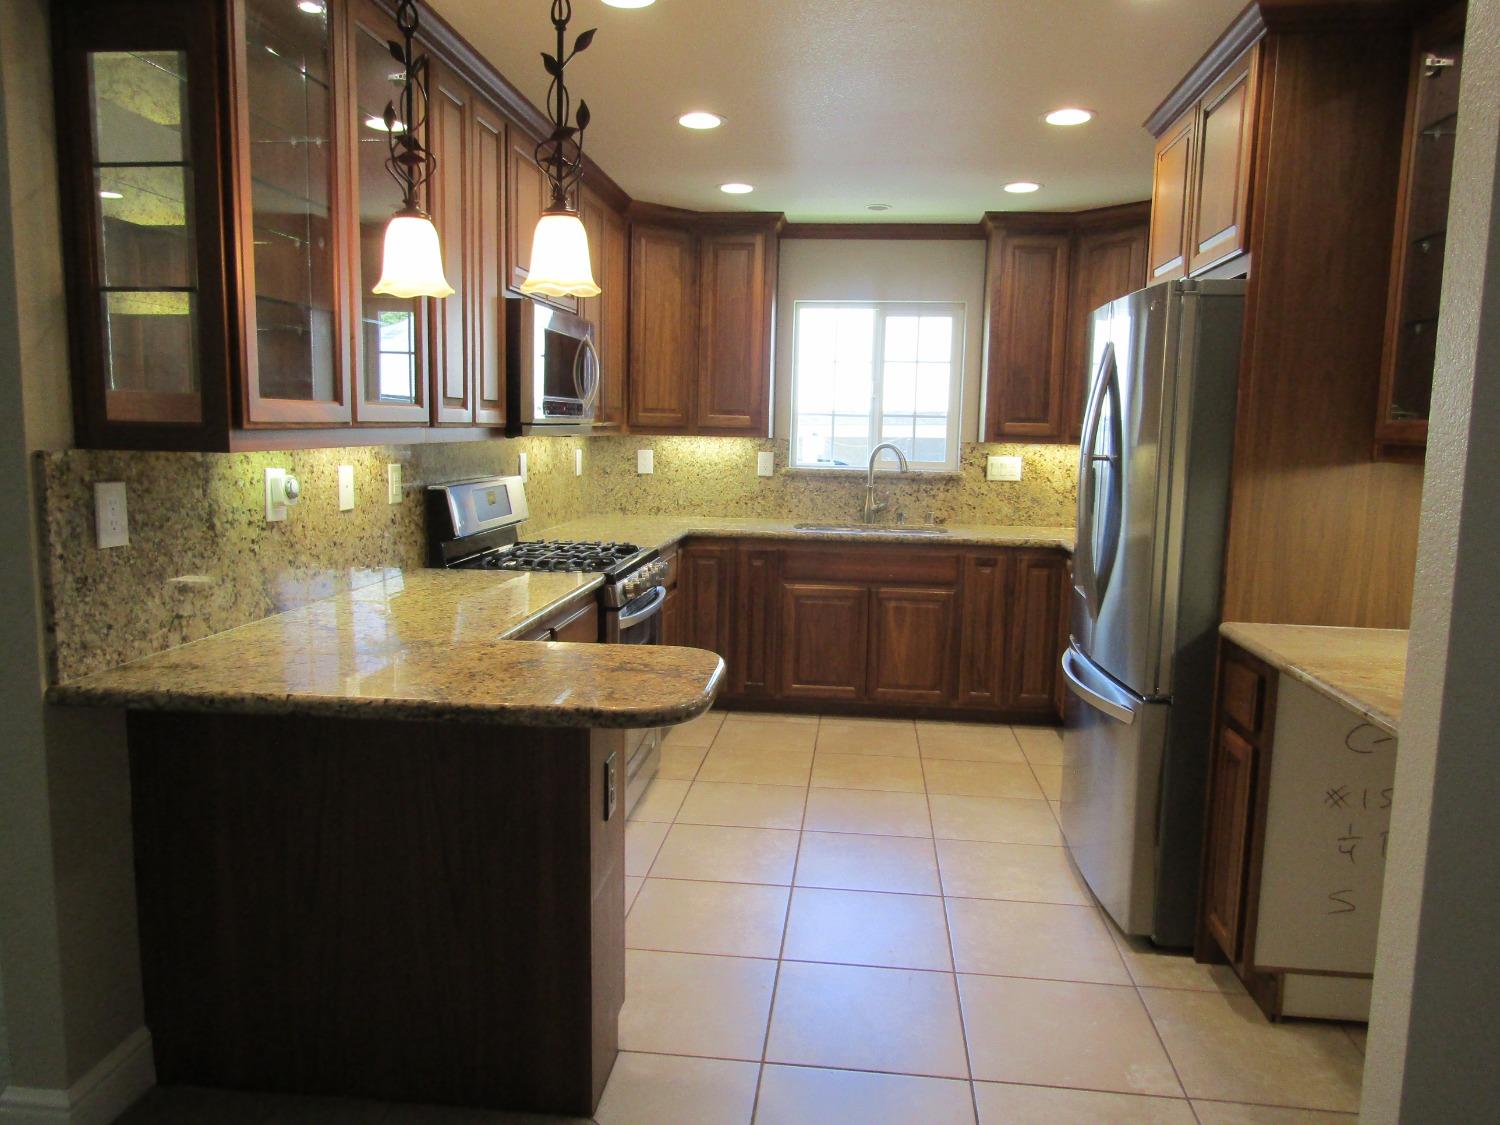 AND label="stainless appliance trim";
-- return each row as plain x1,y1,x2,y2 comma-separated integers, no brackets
507,296,599,435
617,585,667,629
1062,644,1139,725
